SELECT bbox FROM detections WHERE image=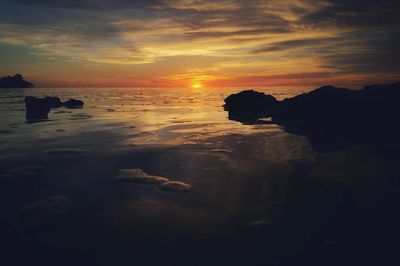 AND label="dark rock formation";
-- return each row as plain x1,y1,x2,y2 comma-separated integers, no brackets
44,96,63,108
0,74,34,88
24,96,84,121
224,82,400,151
24,96,53,121
63,99,84,108
224,90,278,122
